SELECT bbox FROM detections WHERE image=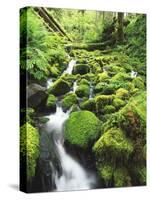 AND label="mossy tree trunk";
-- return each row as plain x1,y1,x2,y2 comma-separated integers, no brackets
117,12,124,43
